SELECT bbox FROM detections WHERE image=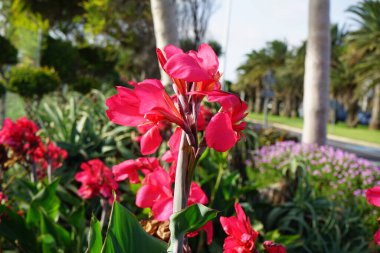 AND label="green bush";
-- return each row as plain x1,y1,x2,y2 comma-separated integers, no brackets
71,76,102,94
41,36,80,83
7,66,60,98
